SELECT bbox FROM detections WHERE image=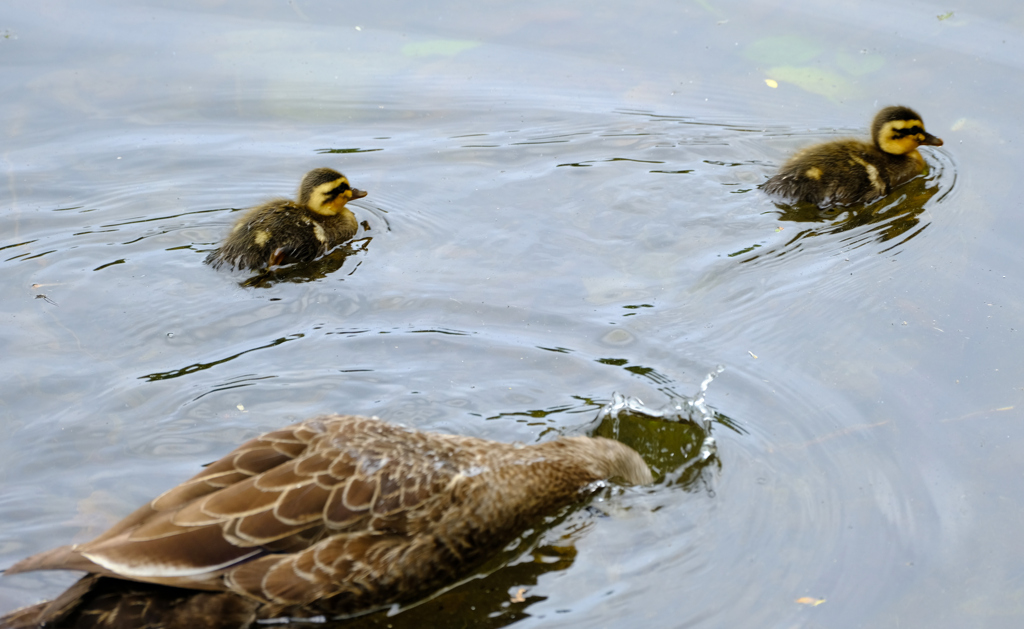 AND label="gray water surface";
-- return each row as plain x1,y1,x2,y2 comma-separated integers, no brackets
2,1,1023,627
